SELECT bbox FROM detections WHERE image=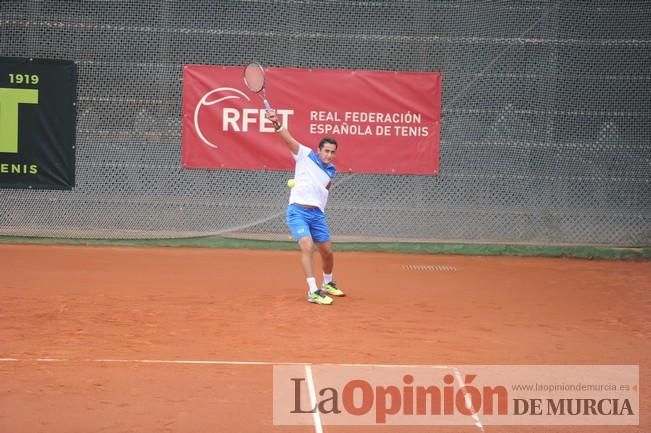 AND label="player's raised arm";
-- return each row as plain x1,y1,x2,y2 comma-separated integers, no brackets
266,109,300,155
